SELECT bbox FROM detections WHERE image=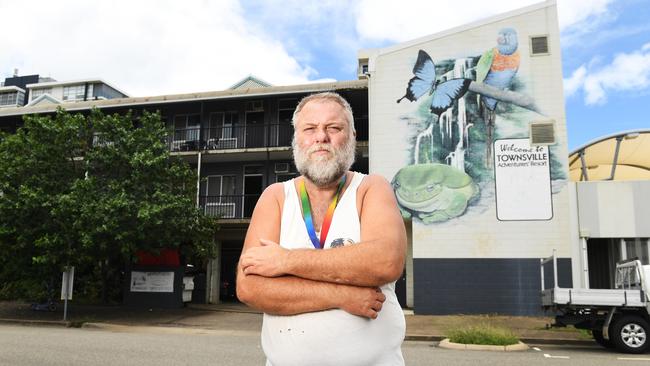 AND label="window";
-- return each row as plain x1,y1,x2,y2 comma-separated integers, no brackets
30,88,52,101
173,114,201,141
275,98,297,146
201,175,236,197
63,85,84,101
201,175,237,218
624,238,649,265
278,98,297,123
207,111,238,140
0,92,17,106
